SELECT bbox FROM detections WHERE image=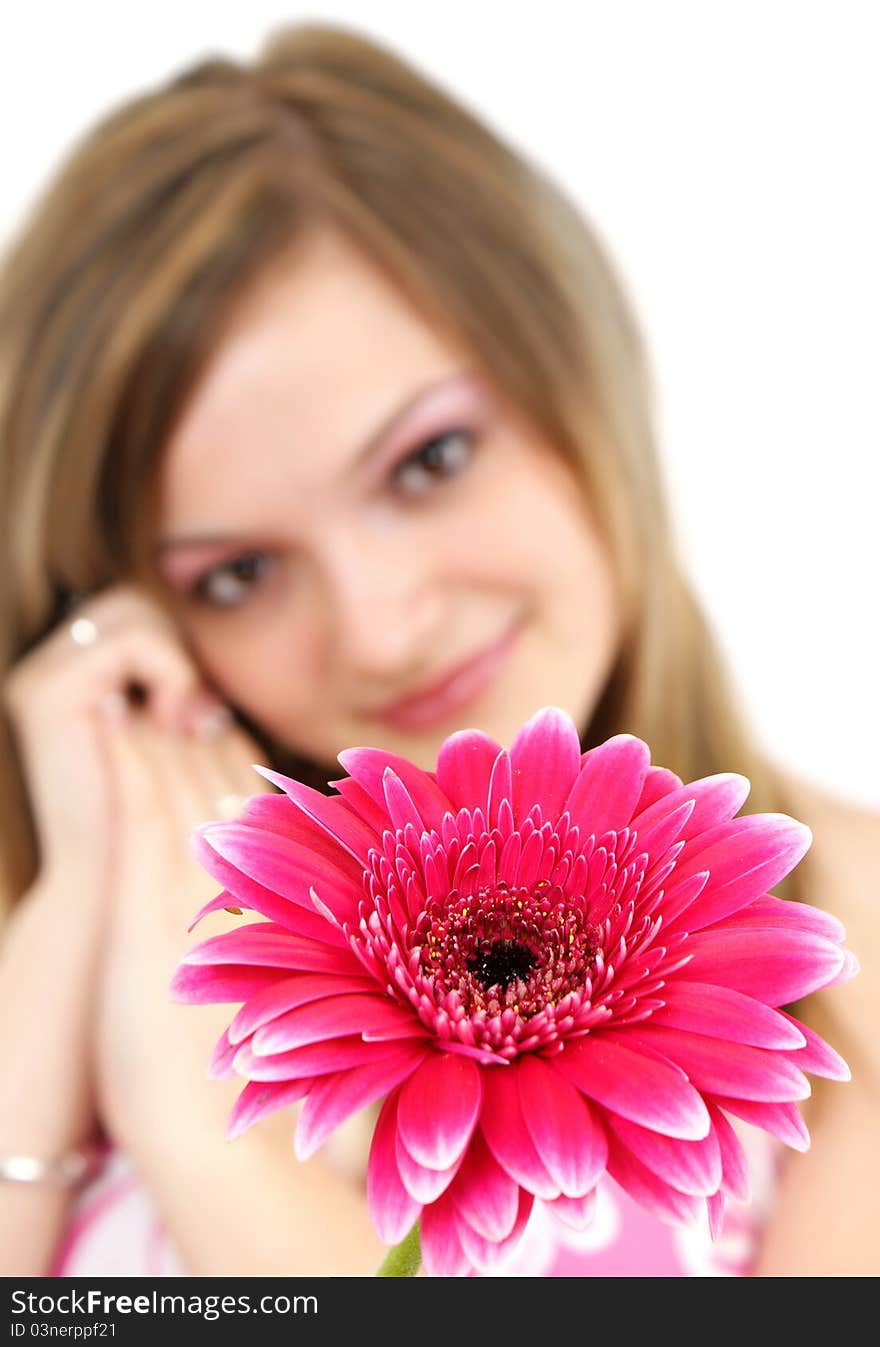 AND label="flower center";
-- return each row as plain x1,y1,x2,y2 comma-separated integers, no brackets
416,880,600,1025
467,939,538,990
